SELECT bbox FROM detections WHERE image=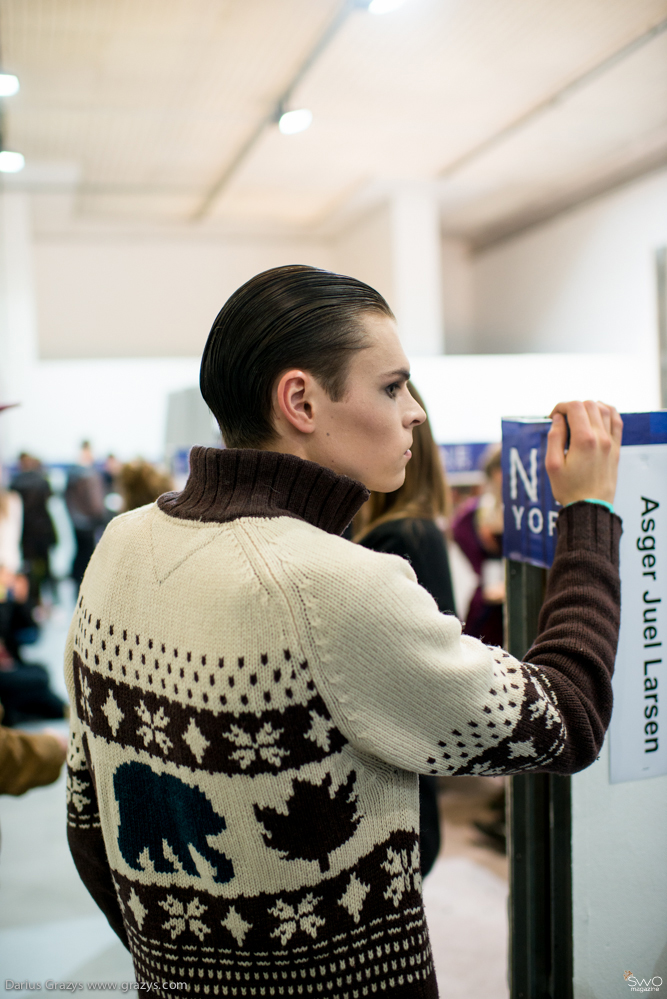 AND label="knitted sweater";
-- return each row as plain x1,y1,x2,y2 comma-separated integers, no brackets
65,447,621,999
